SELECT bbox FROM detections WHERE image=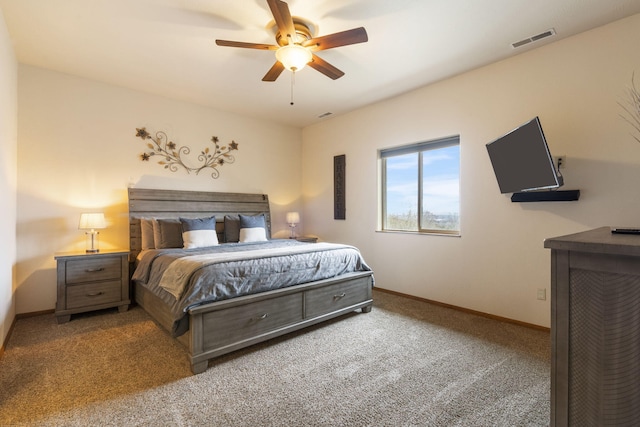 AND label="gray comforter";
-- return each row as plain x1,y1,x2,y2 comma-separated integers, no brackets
132,239,372,336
